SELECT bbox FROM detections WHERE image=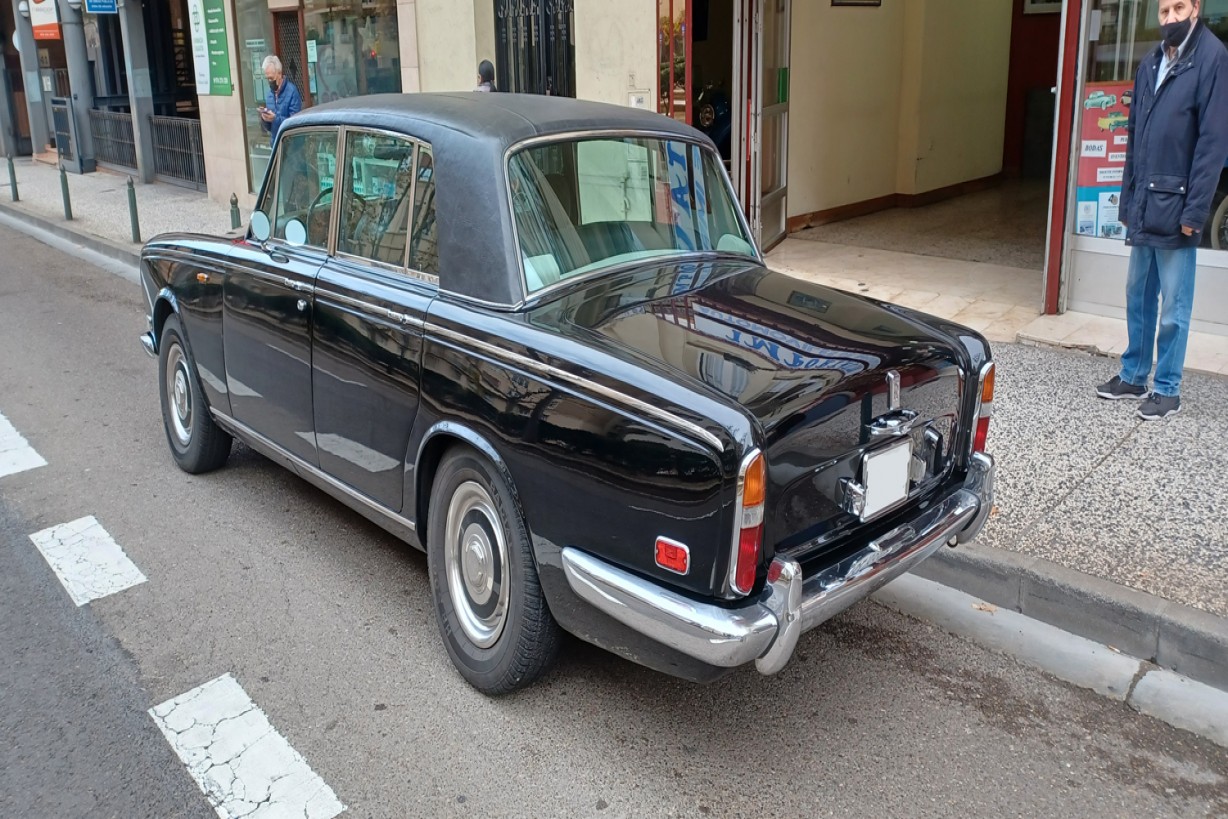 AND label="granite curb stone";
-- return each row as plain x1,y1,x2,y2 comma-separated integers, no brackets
0,201,140,267
914,543,1228,691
